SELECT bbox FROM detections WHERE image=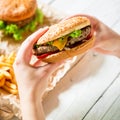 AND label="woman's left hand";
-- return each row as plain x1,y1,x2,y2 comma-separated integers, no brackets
13,27,63,100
